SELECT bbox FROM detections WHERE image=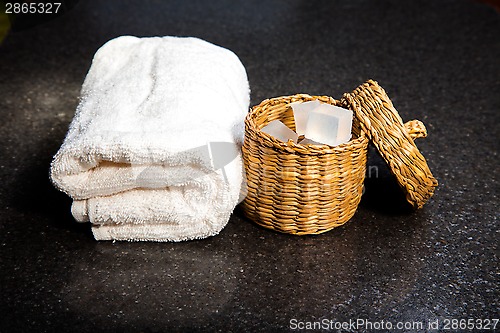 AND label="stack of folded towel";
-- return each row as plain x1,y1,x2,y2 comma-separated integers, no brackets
50,36,250,241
